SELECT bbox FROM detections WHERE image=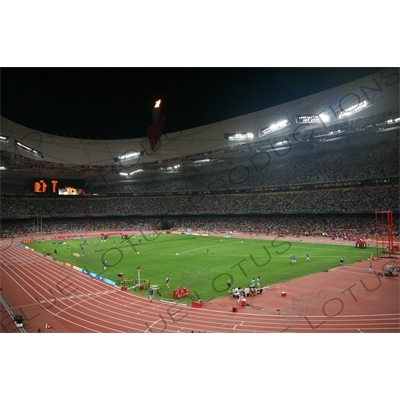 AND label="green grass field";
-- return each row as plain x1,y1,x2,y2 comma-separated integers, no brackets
26,233,376,304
